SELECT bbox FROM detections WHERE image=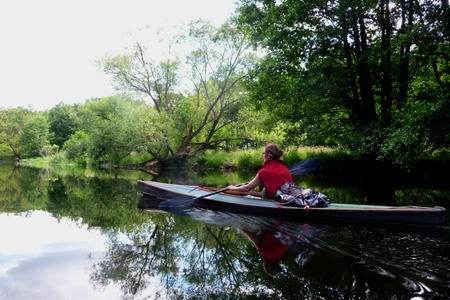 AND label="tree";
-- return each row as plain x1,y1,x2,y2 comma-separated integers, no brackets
99,20,257,165
46,102,78,148
176,21,255,155
235,0,450,165
0,107,34,160
66,95,171,164
62,130,89,162
20,114,51,158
